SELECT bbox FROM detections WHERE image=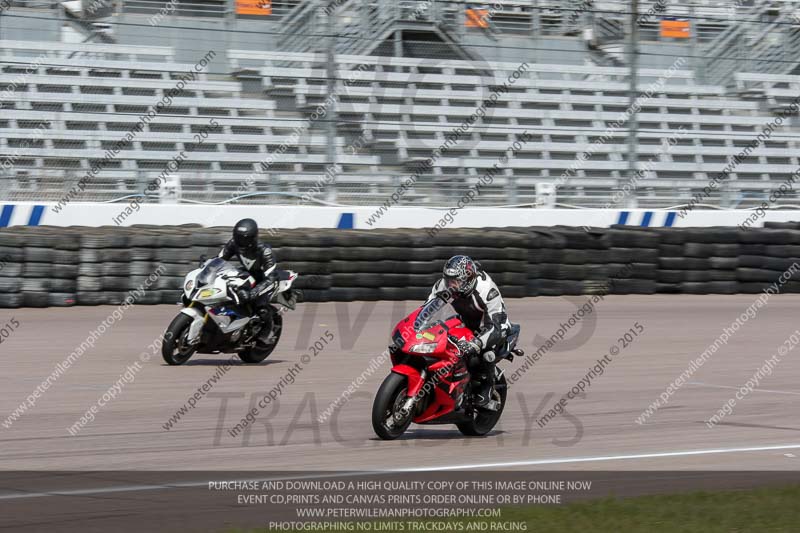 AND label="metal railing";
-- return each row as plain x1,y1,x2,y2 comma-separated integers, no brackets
121,0,303,18
3,167,800,210
273,0,751,55
702,0,800,87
